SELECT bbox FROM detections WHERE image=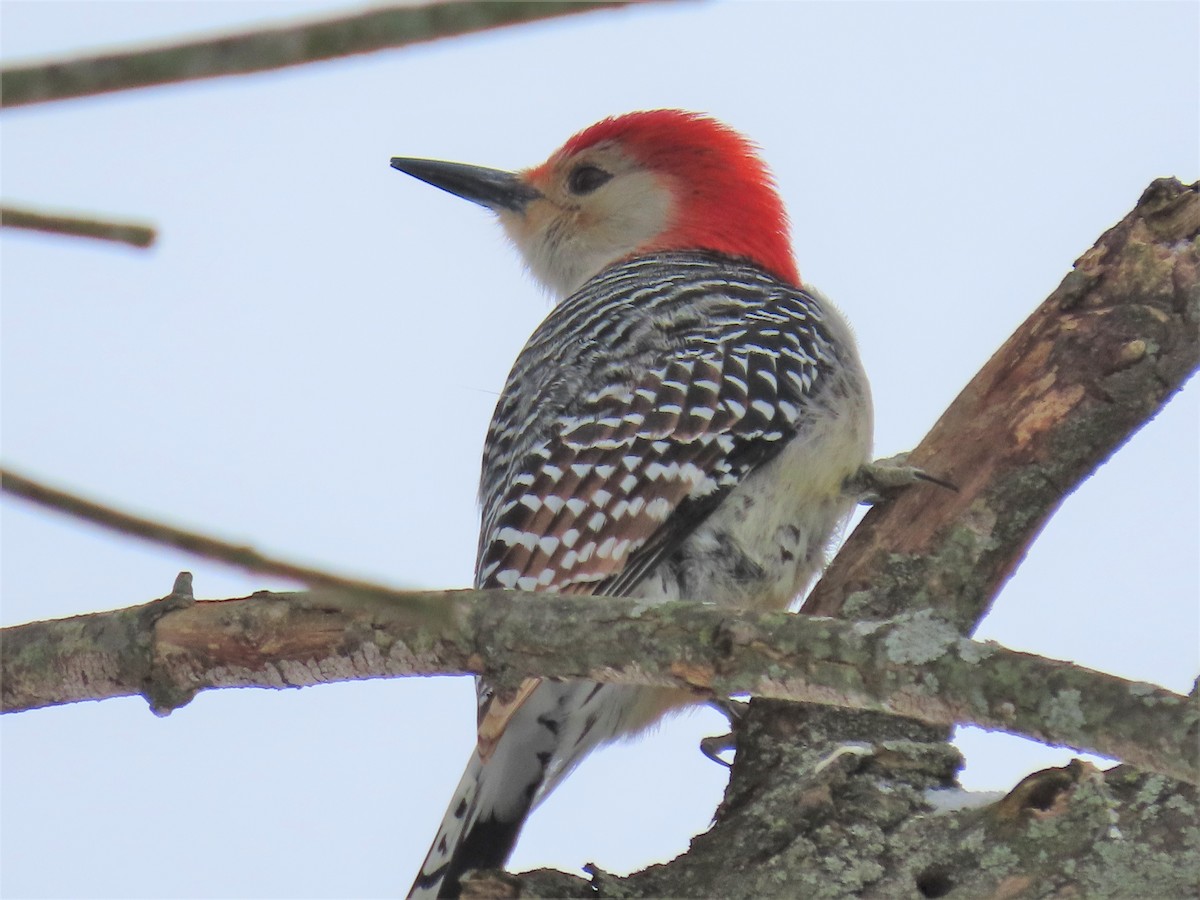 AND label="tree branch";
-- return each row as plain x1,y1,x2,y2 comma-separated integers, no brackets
0,466,436,616
0,1,635,109
506,721,1199,898
0,204,155,248
3,584,1195,784
805,177,1200,632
